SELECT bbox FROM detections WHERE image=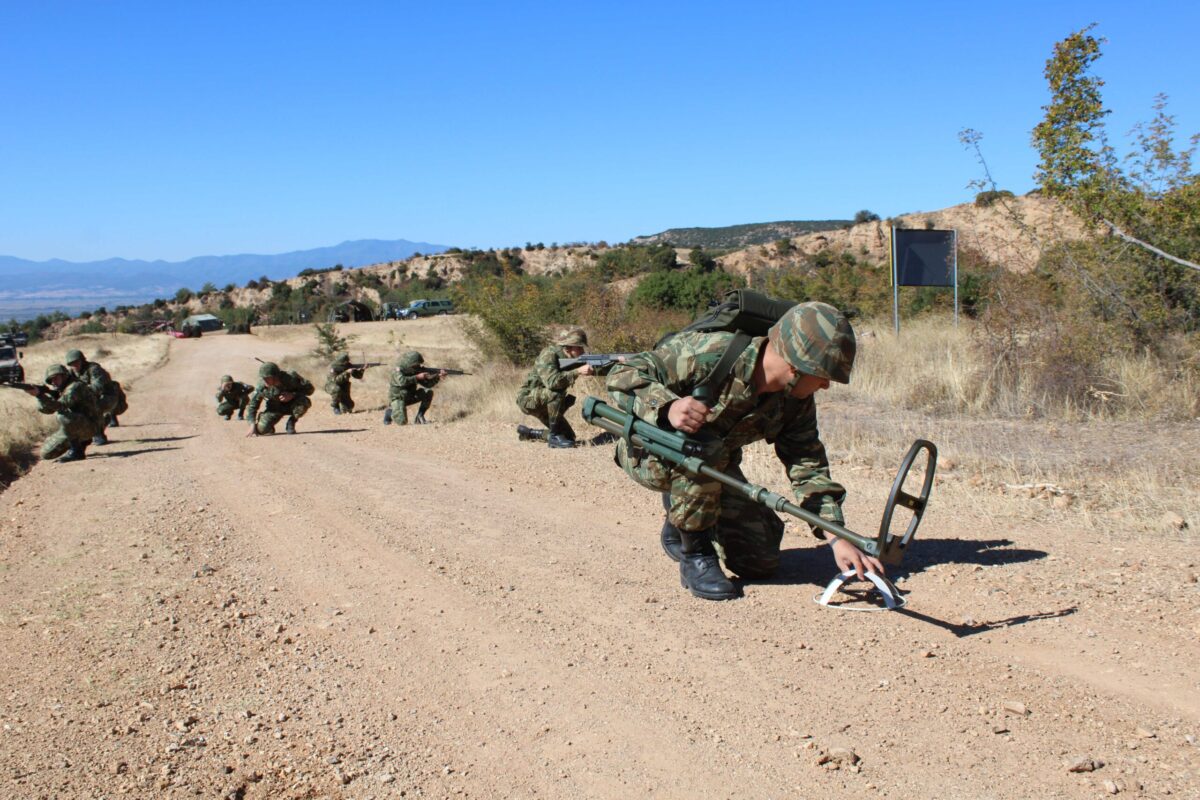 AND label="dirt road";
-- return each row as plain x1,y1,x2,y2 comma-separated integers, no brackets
2,330,1197,799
